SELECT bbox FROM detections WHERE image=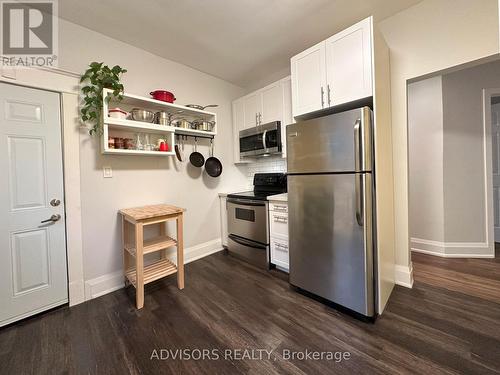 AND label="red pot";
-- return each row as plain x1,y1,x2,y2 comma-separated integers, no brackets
150,90,176,103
